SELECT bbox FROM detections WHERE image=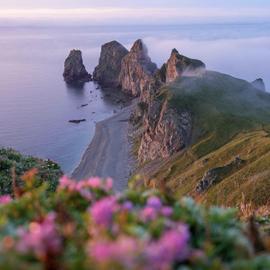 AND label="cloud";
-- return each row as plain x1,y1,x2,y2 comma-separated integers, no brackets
0,7,269,25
